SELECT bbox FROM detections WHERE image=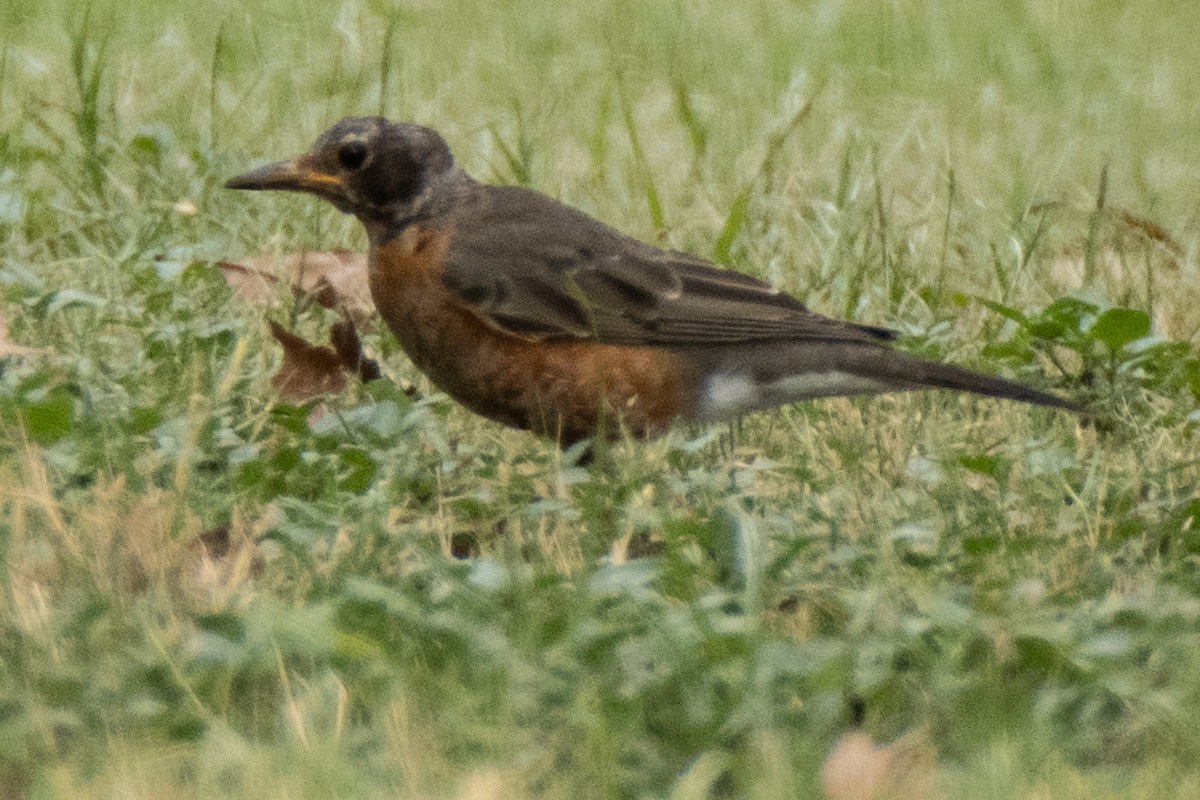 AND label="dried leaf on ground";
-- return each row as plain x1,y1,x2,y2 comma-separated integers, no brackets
267,317,381,403
215,250,372,318
269,320,348,402
822,730,941,800
212,260,283,305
